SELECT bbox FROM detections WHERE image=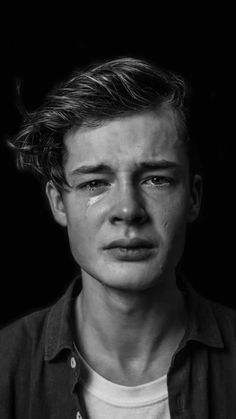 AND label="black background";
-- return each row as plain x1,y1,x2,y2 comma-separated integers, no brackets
1,10,235,327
